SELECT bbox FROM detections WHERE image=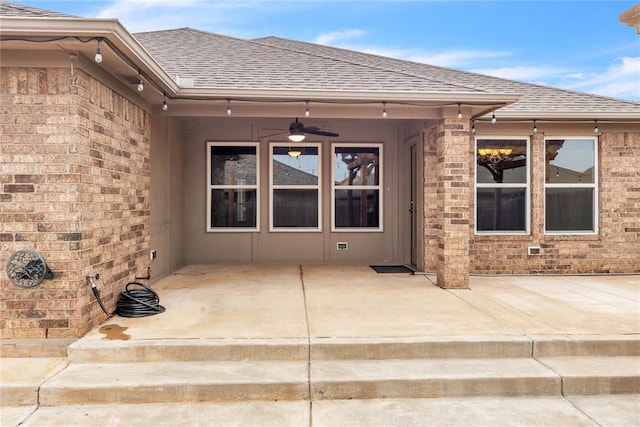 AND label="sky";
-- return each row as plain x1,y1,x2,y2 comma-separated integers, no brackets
19,0,640,101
